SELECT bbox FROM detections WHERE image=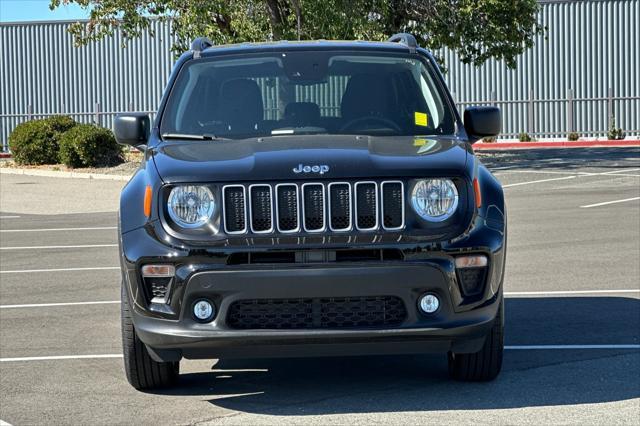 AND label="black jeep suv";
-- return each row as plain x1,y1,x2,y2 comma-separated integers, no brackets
114,33,506,390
